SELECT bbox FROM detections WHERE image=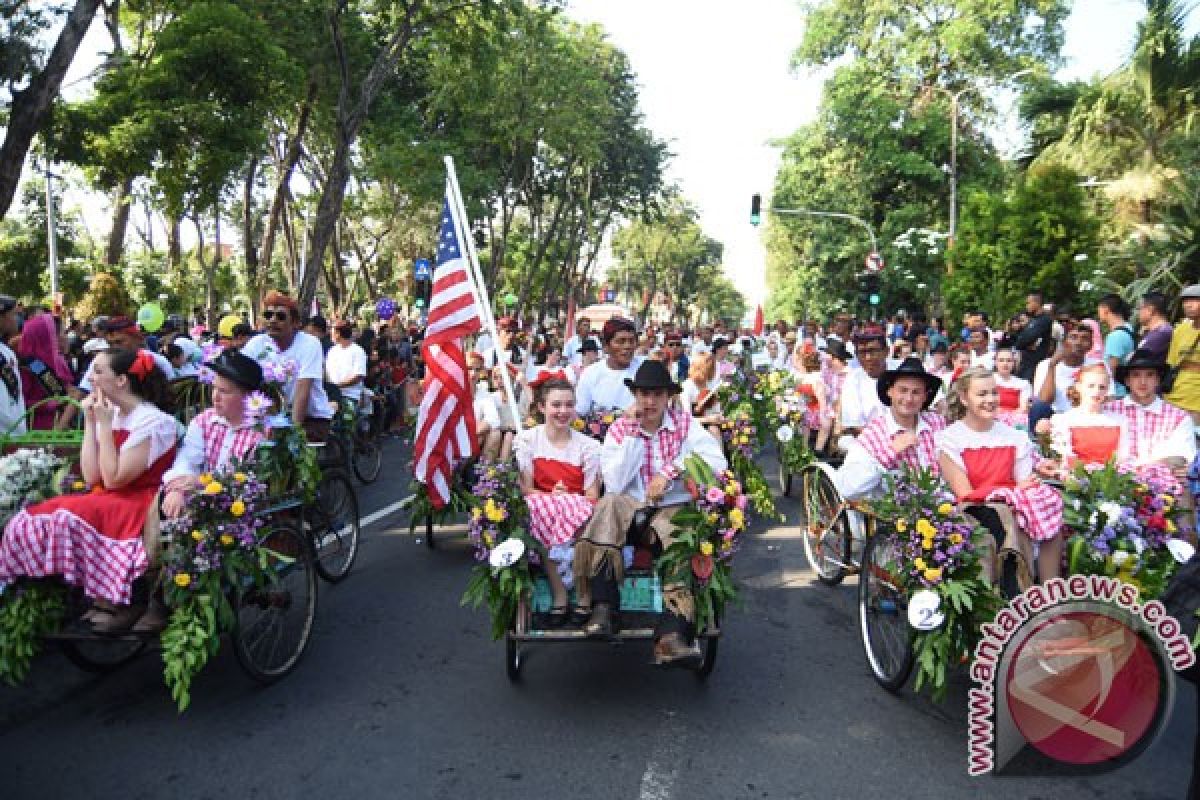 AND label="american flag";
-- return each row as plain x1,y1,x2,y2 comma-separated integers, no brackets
412,193,481,507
